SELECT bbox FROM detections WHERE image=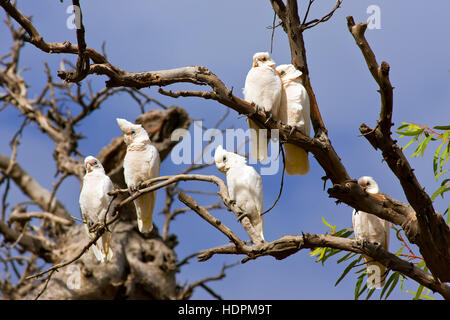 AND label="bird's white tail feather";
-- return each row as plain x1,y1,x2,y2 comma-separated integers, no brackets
134,191,156,233
363,255,387,289
91,244,105,263
284,143,309,175
248,119,268,162
84,224,106,263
